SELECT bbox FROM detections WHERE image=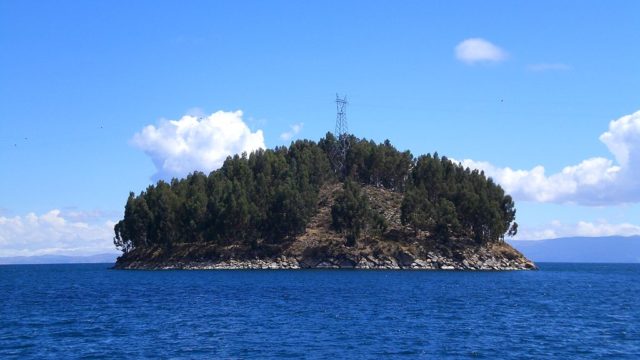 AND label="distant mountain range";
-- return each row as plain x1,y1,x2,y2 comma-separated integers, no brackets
2,237,639,265
0,253,118,265
509,236,640,263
